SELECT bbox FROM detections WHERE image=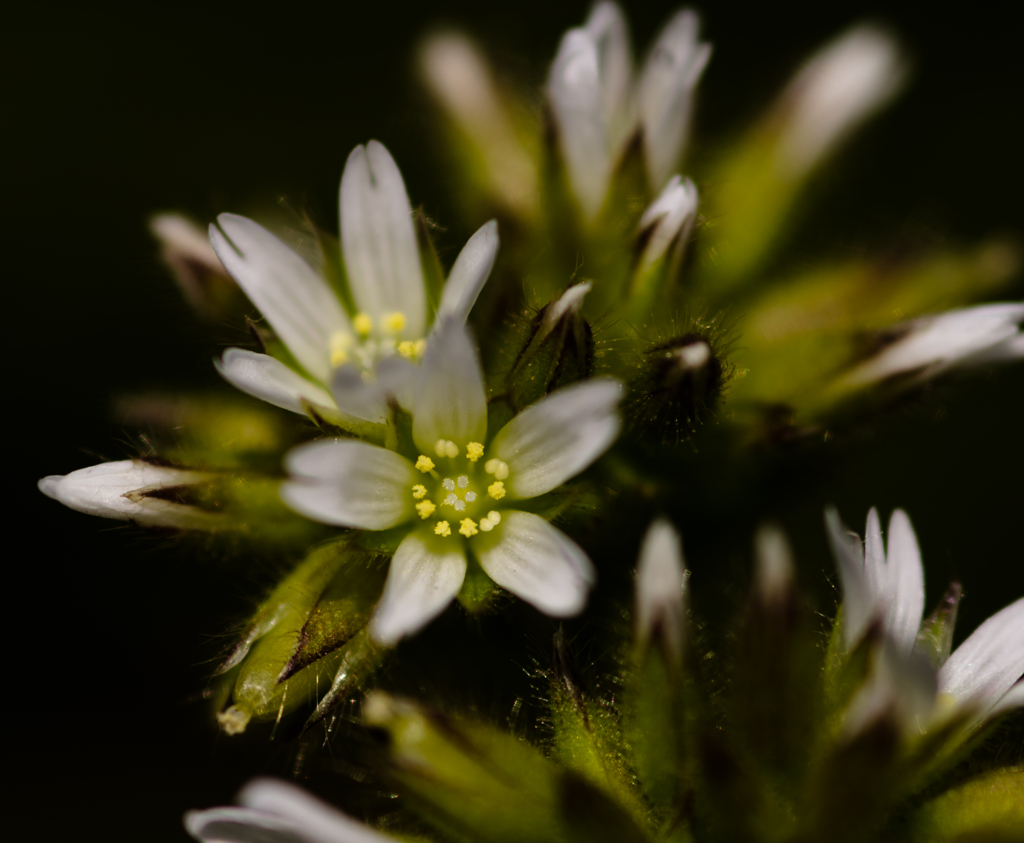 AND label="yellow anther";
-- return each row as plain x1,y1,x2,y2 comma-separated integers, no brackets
353,312,373,336
434,520,451,537
414,339,427,356
329,331,353,367
382,312,407,334
445,441,459,458
416,500,436,519
479,519,493,532
493,461,509,480
411,485,427,500
484,458,499,474
459,518,479,537
435,439,449,458
398,341,418,359
466,442,484,462
488,510,501,524
487,481,506,500
479,510,502,532
415,455,435,473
